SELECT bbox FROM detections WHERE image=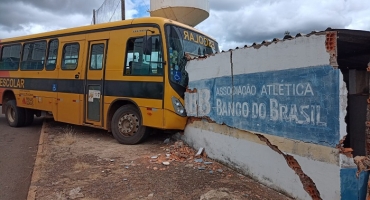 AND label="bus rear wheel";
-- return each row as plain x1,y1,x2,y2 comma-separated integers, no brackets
5,100,26,127
111,105,147,145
